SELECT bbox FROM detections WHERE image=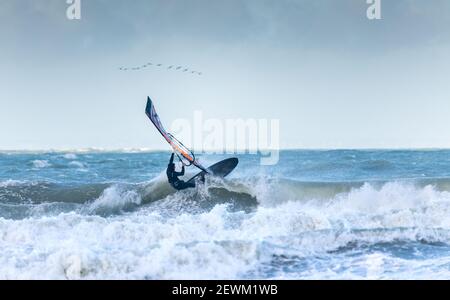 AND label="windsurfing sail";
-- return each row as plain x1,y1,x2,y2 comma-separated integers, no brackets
145,97,208,173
